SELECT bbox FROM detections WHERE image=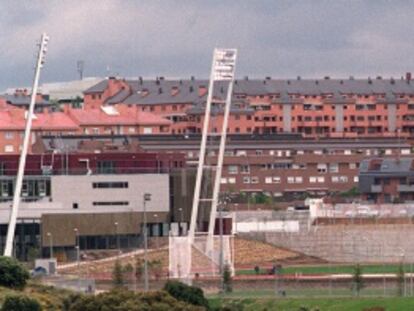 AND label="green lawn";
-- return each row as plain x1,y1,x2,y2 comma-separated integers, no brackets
209,296,414,311
237,264,414,276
